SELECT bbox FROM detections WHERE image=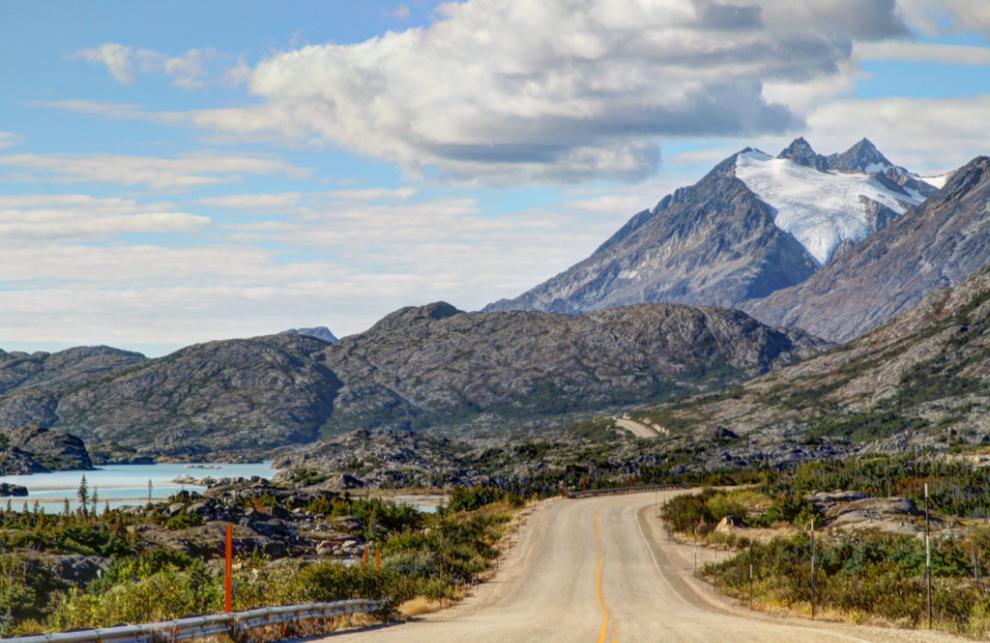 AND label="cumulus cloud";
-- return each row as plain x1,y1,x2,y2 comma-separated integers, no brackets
86,0,900,185
0,152,310,190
